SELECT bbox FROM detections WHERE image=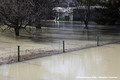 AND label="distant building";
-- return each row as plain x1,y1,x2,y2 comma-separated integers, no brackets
53,0,102,21
53,0,105,21
53,0,77,21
